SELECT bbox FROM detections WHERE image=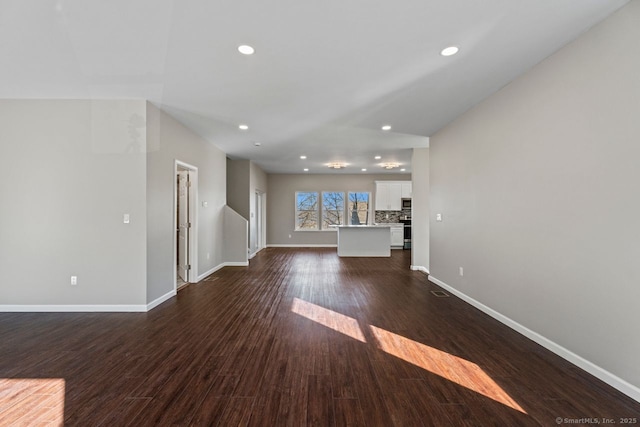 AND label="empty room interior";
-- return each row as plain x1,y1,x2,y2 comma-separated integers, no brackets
1,1,639,425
